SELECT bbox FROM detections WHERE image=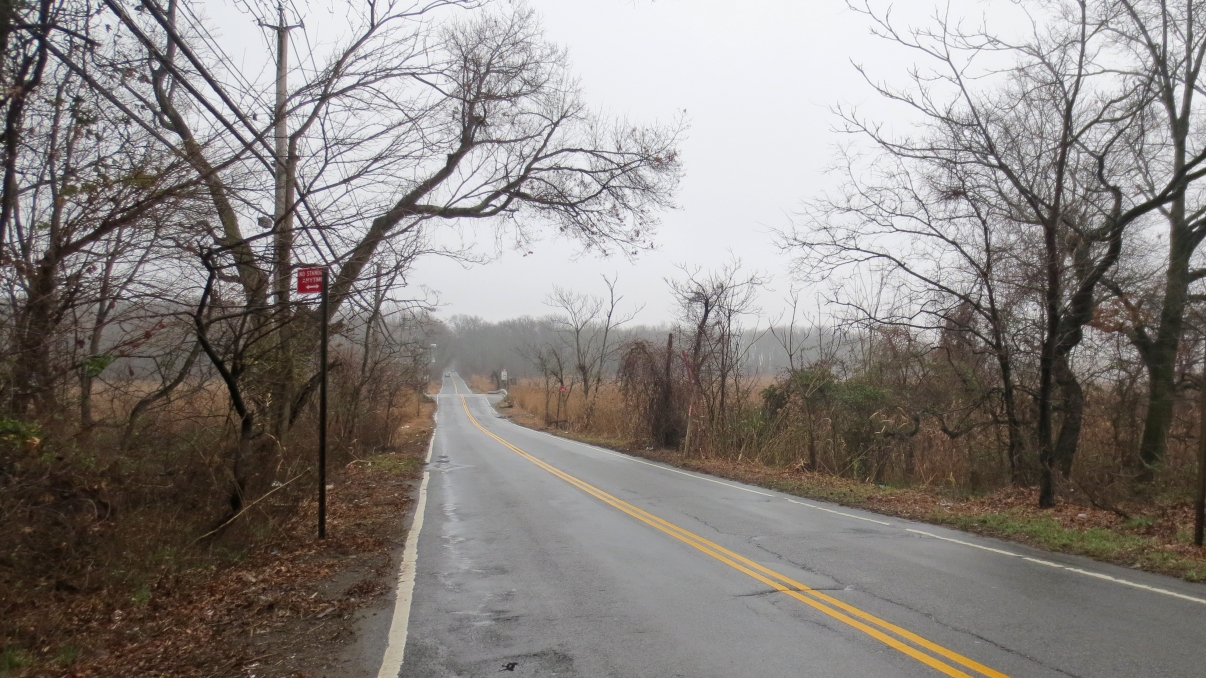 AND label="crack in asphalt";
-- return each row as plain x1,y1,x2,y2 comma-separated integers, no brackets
735,587,848,597
678,510,727,536
837,585,1086,678
674,510,855,589
671,512,1081,677
745,538,846,584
